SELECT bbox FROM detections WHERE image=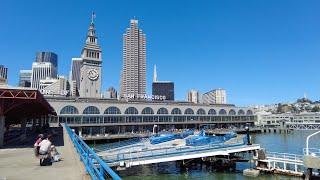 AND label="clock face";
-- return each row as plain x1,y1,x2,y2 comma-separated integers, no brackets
87,69,99,81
